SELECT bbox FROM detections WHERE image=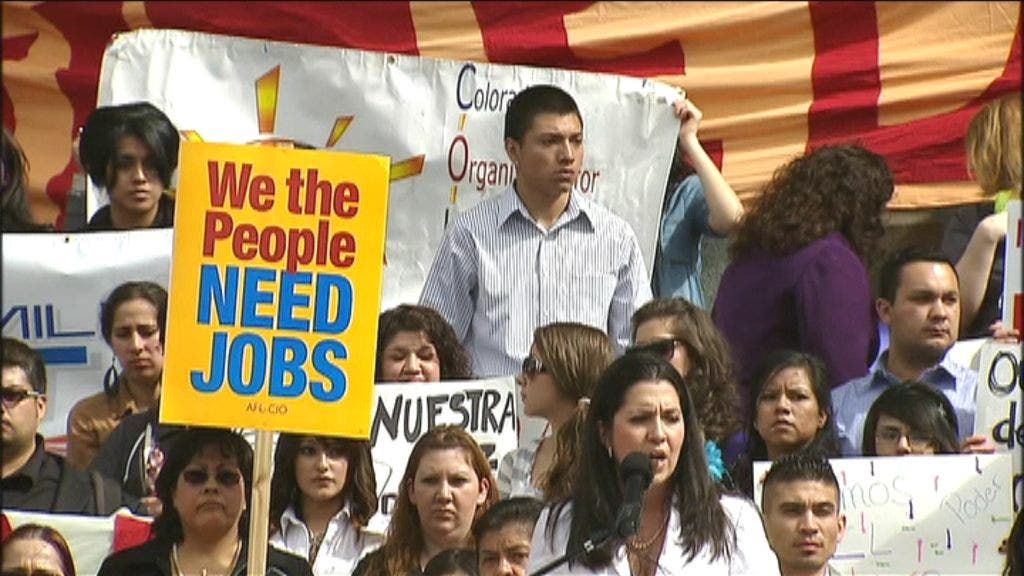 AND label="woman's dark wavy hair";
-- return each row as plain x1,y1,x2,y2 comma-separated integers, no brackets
269,433,378,534
151,427,254,544
99,281,168,396
549,352,733,567
631,298,741,443
79,101,179,191
746,349,839,461
861,380,959,456
2,523,77,576
731,350,838,496
2,127,51,231
729,144,893,262
376,304,473,380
